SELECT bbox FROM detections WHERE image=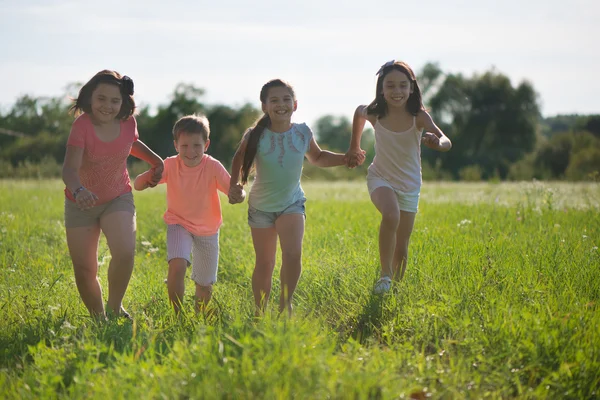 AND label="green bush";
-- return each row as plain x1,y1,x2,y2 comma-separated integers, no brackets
565,147,600,181
458,164,483,181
